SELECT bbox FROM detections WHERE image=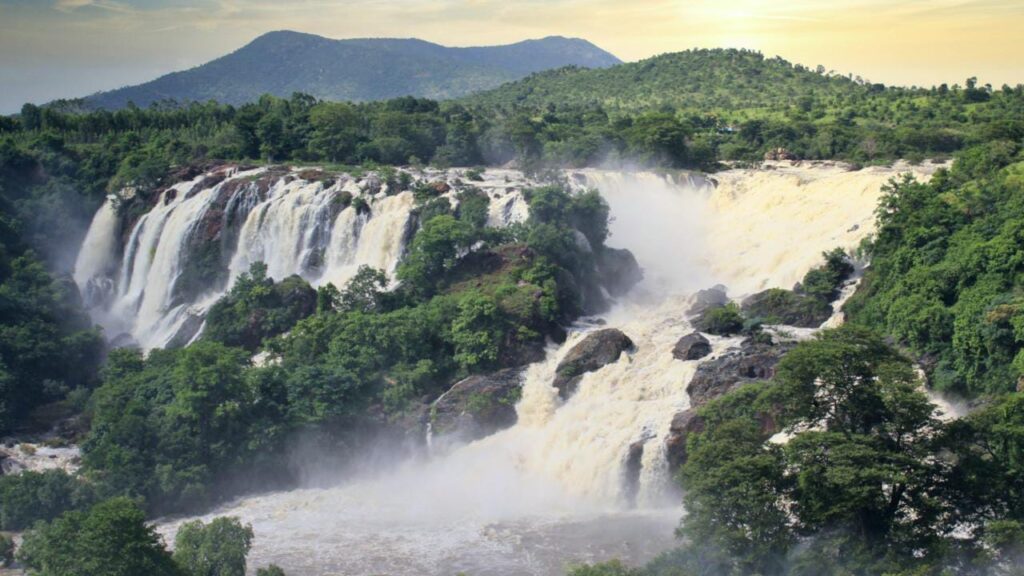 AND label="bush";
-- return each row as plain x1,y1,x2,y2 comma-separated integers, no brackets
0,470,94,531
696,303,745,335
174,516,254,576
18,497,179,576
